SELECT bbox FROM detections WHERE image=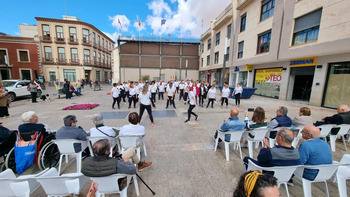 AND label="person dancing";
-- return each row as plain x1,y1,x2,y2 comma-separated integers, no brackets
206,83,216,108
158,81,165,100
139,85,155,126
110,83,121,109
127,82,138,109
150,81,157,107
184,86,198,123
166,82,176,109
199,82,207,107
232,83,243,106
221,82,230,107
